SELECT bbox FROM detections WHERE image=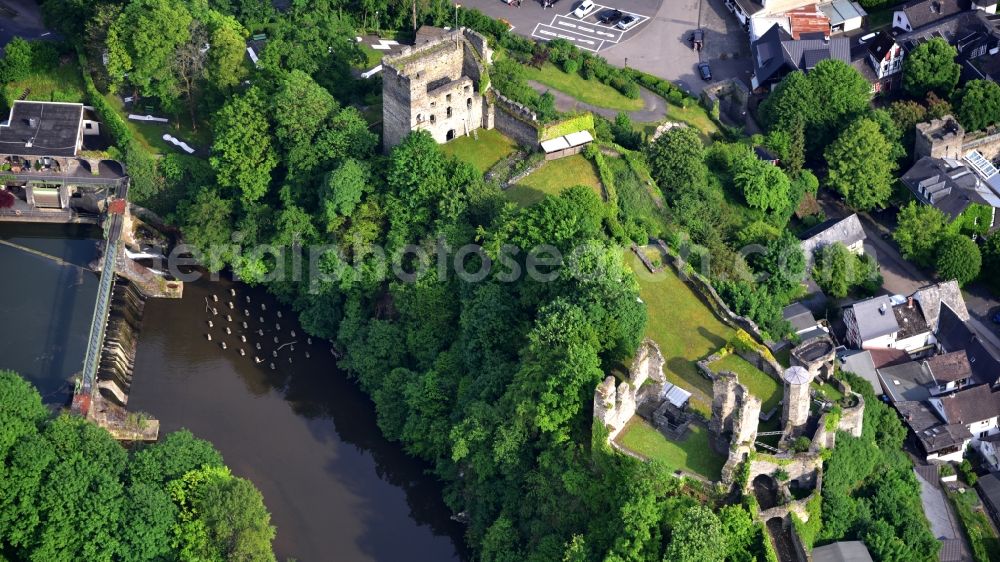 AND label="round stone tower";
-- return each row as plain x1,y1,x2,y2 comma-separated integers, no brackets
782,366,814,437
